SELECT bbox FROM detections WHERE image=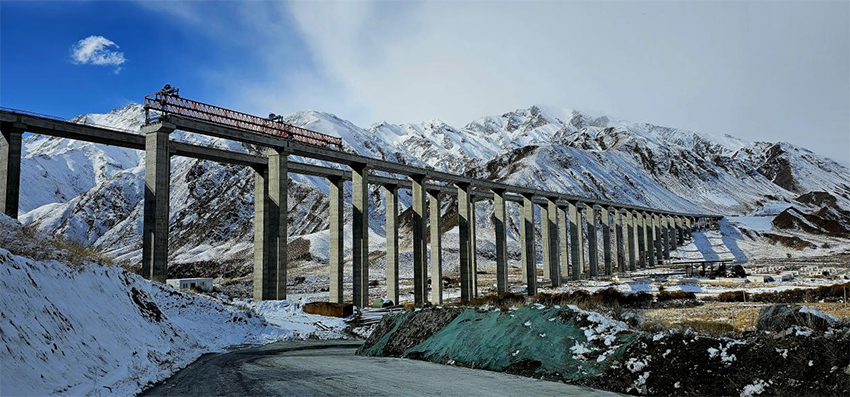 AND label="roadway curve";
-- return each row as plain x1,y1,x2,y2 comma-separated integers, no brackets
142,340,619,396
